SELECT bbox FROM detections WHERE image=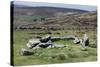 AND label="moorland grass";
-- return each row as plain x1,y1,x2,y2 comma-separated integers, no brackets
13,30,97,66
